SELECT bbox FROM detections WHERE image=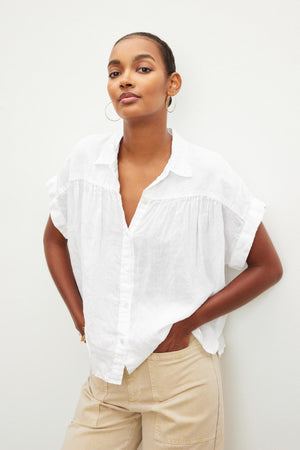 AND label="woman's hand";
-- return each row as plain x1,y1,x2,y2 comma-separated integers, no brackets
153,321,191,353
75,317,85,341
